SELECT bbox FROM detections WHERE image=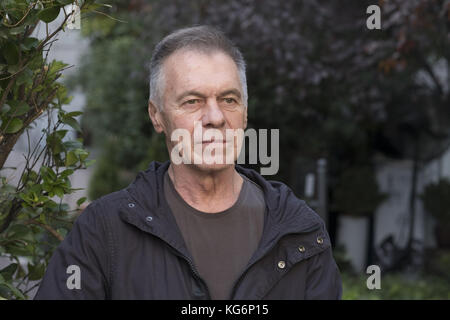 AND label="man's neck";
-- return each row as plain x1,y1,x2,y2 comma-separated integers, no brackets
167,163,244,213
